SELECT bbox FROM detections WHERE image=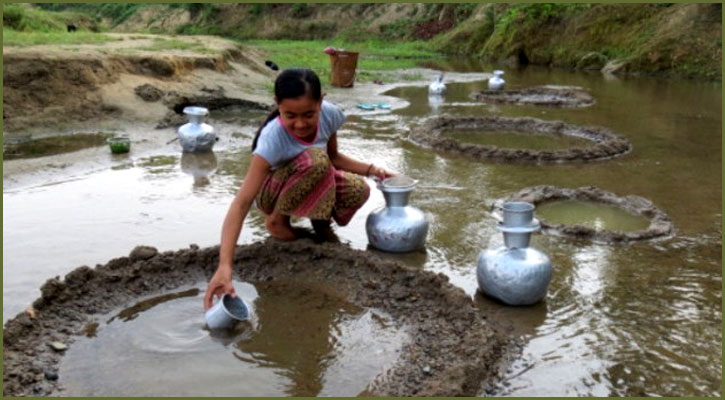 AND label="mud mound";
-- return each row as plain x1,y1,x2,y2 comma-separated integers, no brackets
2,41,271,134
471,85,595,108
154,85,271,129
3,240,509,397
412,116,632,163
498,185,674,243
